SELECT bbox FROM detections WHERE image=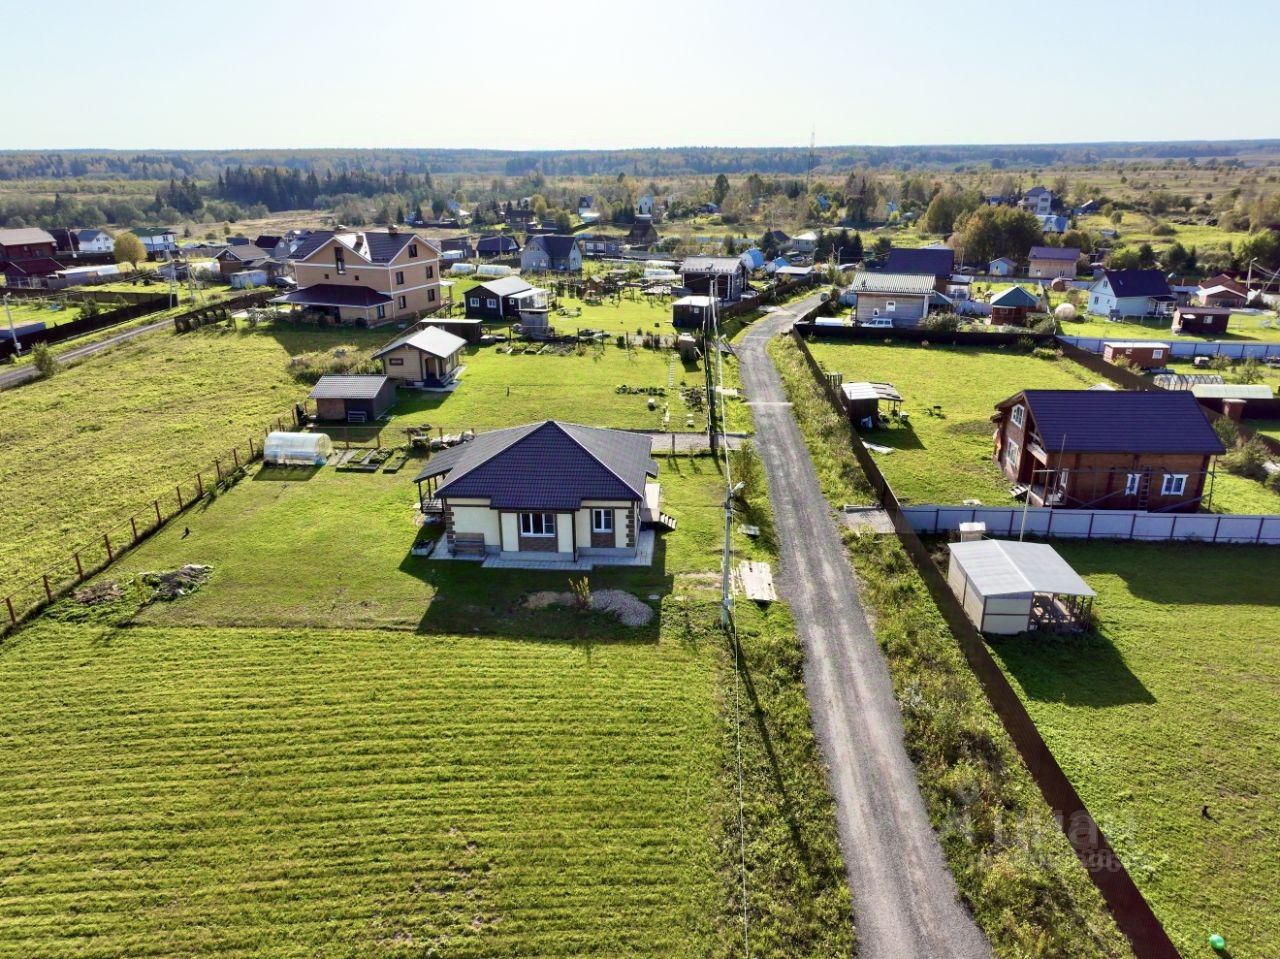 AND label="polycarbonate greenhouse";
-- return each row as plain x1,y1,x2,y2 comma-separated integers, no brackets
263,431,333,466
